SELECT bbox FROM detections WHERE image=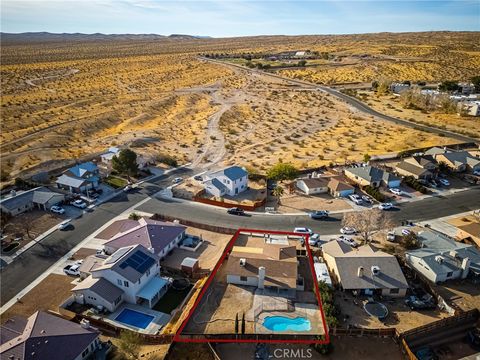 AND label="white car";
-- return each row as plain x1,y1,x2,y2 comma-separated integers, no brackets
379,202,393,210
50,205,65,214
308,233,321,246
473,170,480,176
58,220,71,230
172,177,183,184
63,264,80,276
361,195,373,204
348,194,363,205
340,226,356,235
71,200,87,209
294,227,313,235
389,188,402,196
439,179,450,186
338,236,358,248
